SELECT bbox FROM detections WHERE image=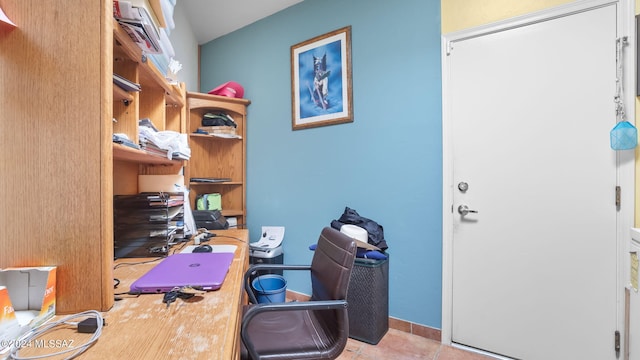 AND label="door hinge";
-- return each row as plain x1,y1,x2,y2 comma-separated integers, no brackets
615,186,621,207
615,330,620,354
